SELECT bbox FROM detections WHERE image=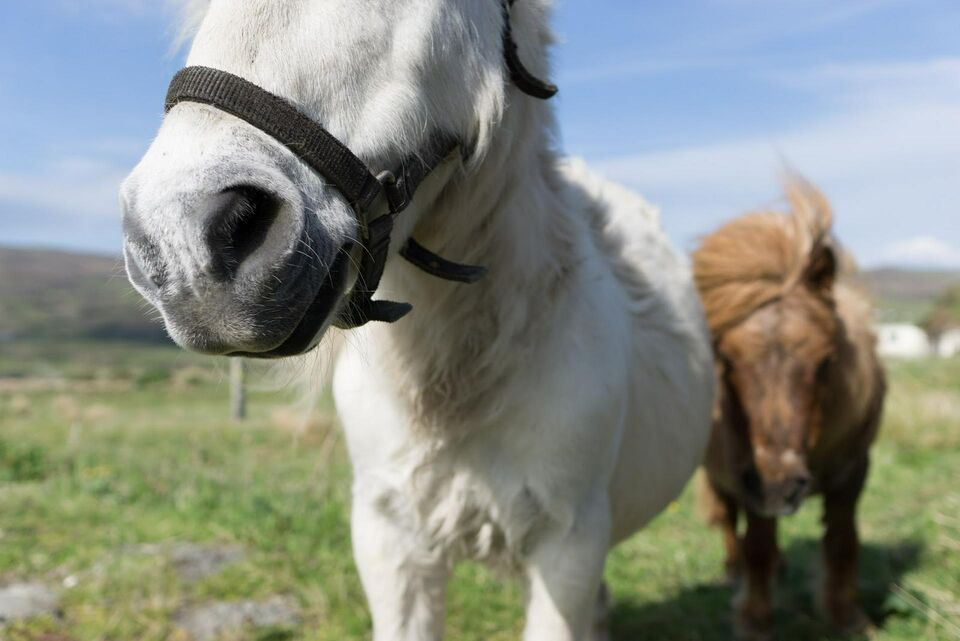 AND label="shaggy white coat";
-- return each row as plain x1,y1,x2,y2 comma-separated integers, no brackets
126,1,715,639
